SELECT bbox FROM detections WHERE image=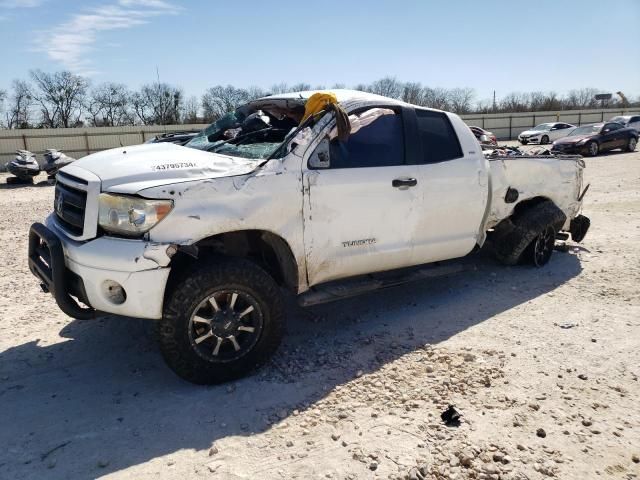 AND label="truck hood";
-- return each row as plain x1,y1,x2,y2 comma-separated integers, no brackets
65,143,261,194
